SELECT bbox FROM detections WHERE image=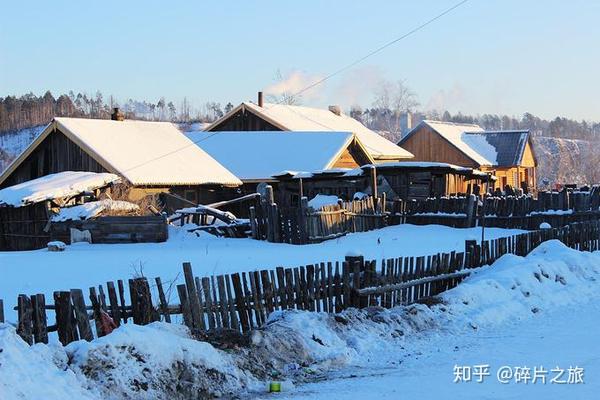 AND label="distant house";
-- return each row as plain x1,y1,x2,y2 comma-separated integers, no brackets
204,95,414,163
0,114,242,207
398,120,537,191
